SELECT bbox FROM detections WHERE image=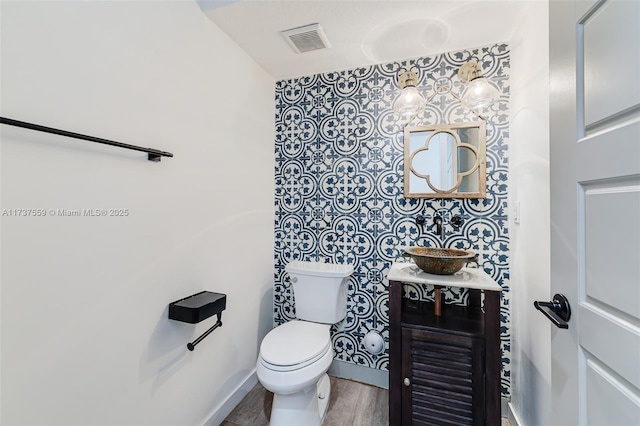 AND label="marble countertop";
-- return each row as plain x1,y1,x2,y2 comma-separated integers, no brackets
387,260,502,292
